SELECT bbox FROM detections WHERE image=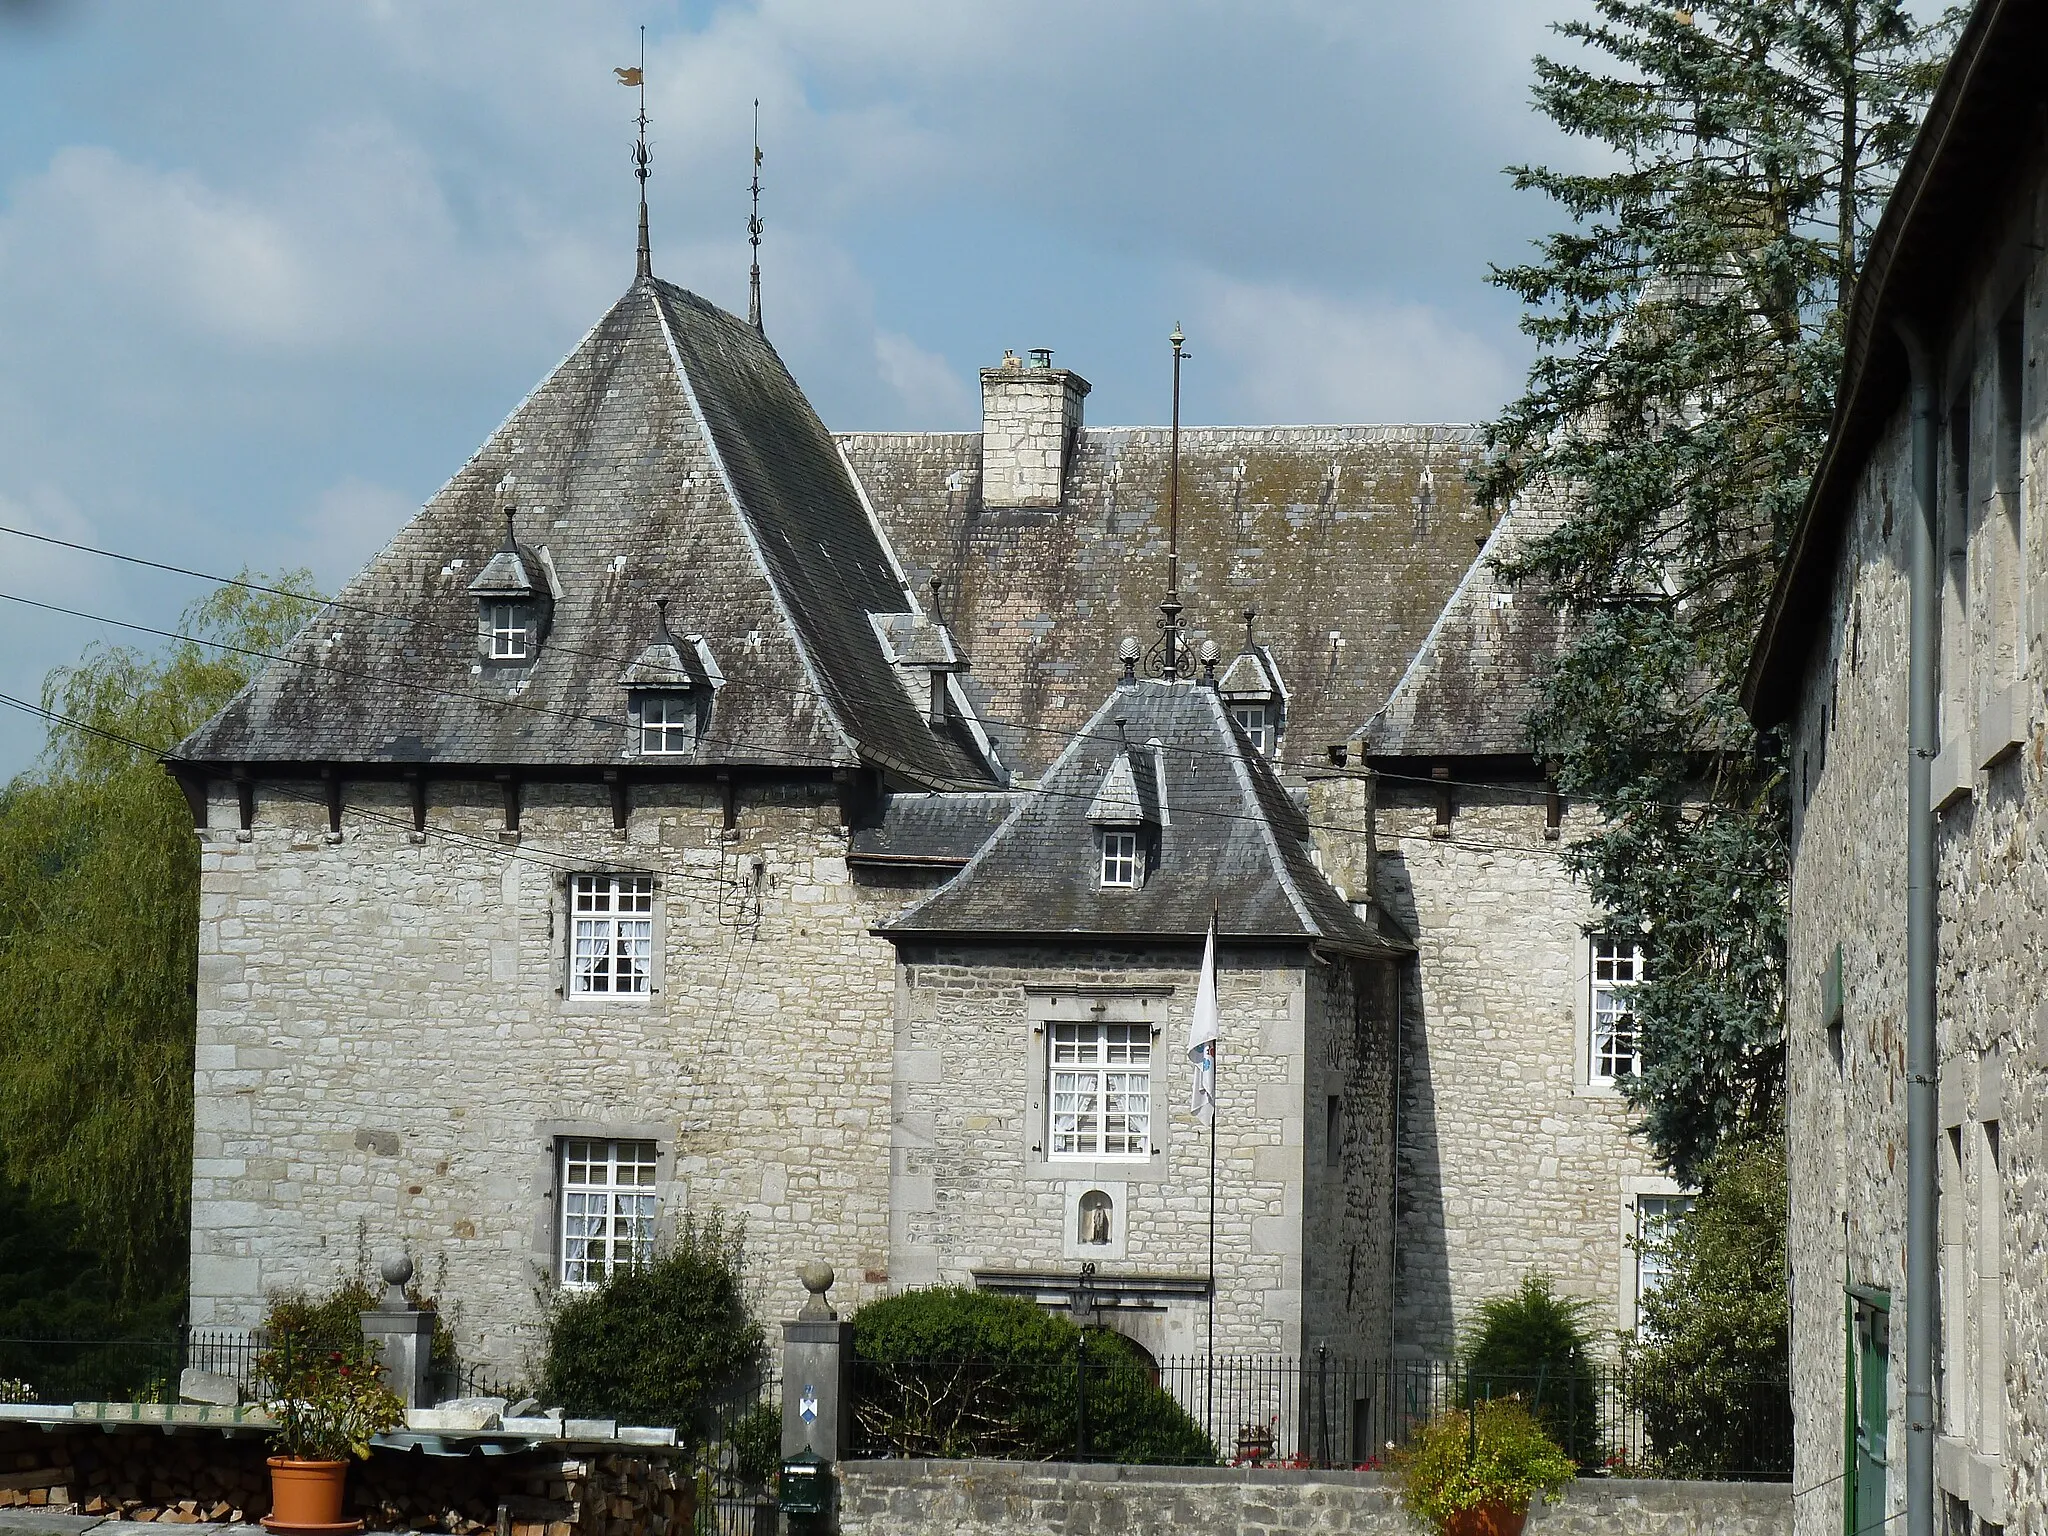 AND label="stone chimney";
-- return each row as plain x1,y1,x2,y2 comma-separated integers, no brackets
980,348,1090,508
